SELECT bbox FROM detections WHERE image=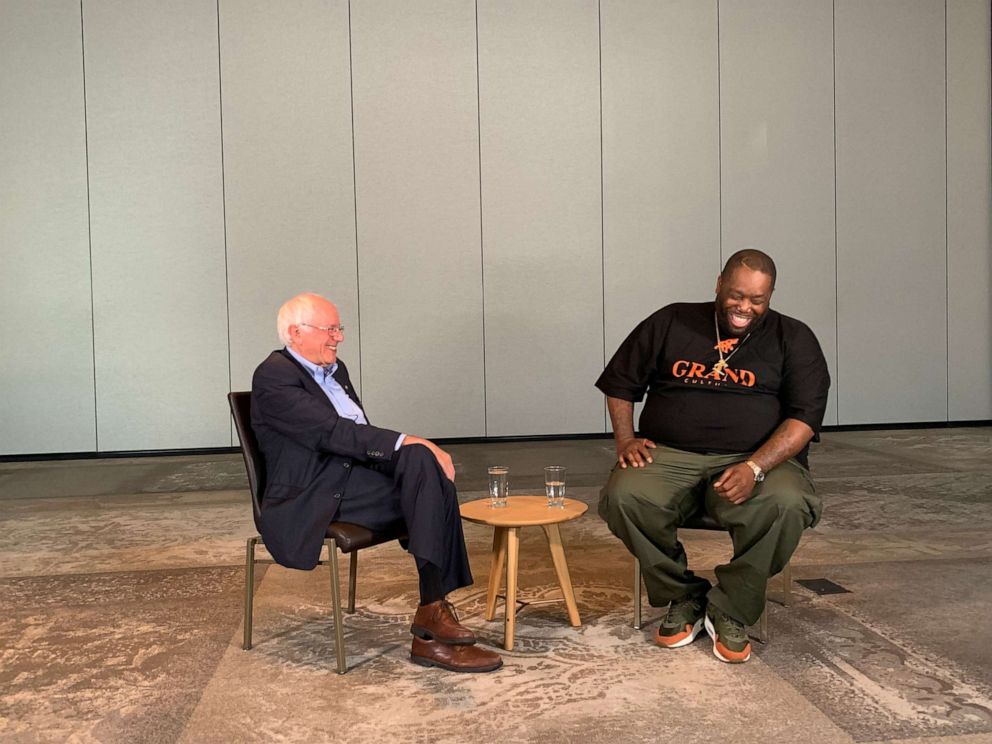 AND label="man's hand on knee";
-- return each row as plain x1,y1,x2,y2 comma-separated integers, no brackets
616,437,656,469
713,463,756,504
402,436,456,482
